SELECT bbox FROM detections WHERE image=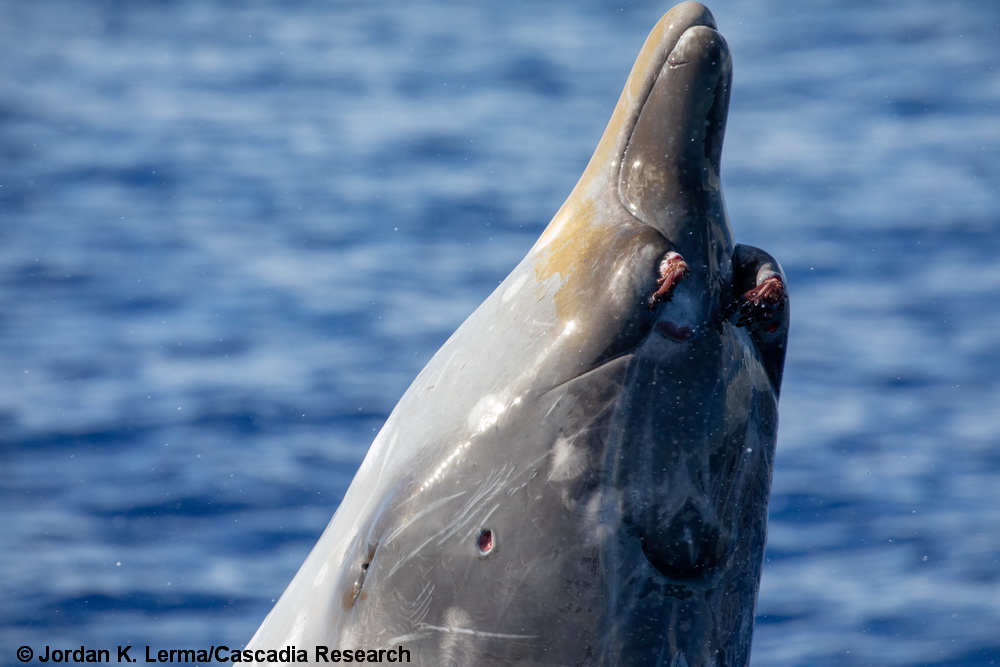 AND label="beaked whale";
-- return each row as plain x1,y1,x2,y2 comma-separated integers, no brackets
249,3,789,665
